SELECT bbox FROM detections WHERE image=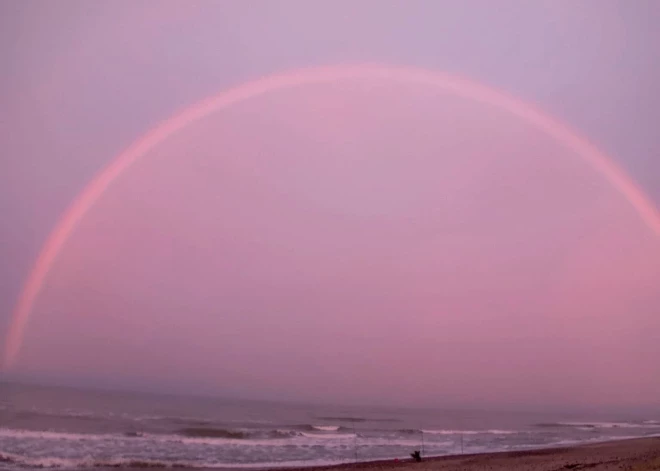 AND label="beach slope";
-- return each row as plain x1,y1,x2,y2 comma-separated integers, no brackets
270,437,660,471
